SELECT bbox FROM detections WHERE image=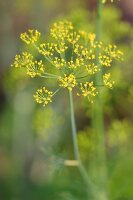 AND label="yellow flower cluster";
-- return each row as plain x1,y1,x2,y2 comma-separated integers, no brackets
38,43,55,56
52,57,66,69
59,74,77,91
67,32,80,45
99,54,112,67
20,29,40,44
11,52,44,78
26,60,44,78
11,52,33,68
55,42,68,54
50,21,73,41
33,87,53,107
79,31,97,48
104,44,123,60
12,21,123,106
99,44,123,67
103,73,115,89
77,82,97,103
88,33,96,46
102,0,114,3
86,63,99,75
